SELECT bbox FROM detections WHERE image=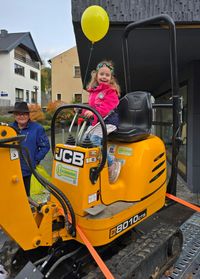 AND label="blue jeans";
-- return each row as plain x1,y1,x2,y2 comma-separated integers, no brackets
90,134,114,167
